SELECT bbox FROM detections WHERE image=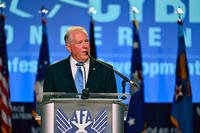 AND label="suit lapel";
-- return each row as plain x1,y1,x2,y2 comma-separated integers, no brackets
65,57,77,92
86,59,97,87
